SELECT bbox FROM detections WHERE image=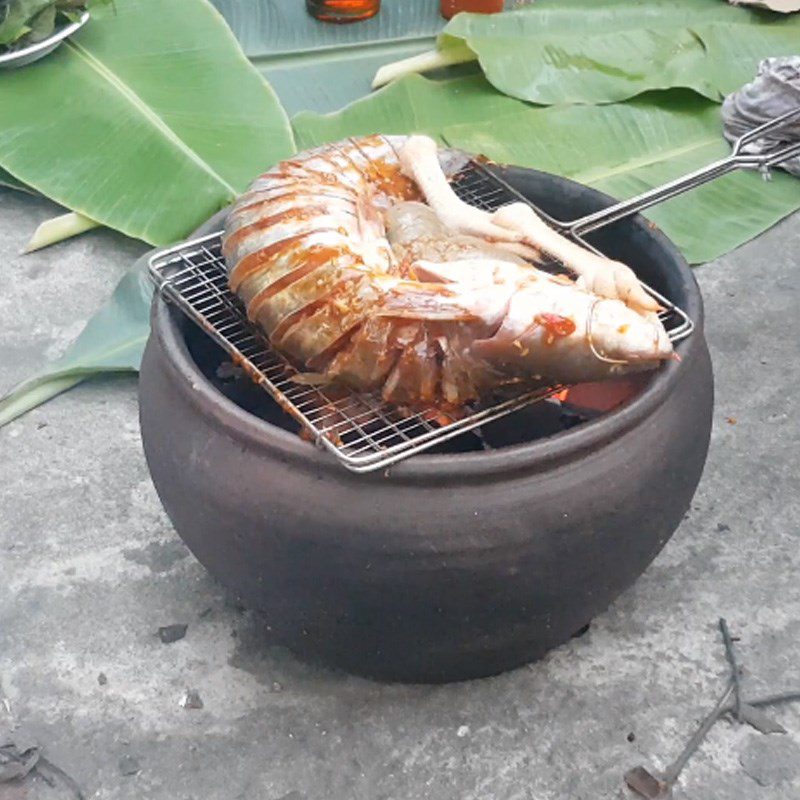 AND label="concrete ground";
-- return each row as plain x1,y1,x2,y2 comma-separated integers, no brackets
1,185,799,800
